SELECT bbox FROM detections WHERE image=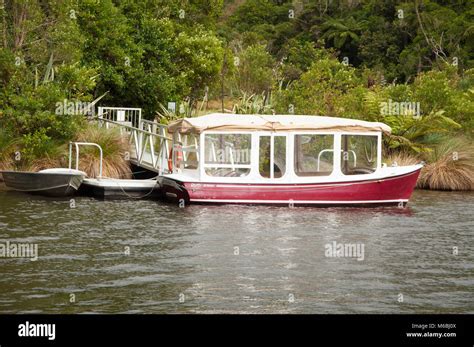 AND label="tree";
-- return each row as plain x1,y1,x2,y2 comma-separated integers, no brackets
234,44,277,95
275,50,361,115
321,17,367,49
